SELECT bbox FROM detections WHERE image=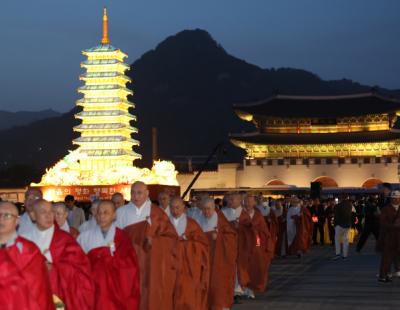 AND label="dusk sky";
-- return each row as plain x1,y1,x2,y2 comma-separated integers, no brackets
0,0,399,112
